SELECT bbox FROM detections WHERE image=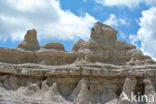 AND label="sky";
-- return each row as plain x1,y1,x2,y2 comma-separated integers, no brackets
0,0,156,60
